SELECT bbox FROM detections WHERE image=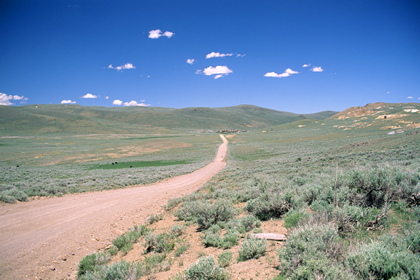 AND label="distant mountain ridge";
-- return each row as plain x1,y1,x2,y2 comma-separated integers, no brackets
0,104,337,135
